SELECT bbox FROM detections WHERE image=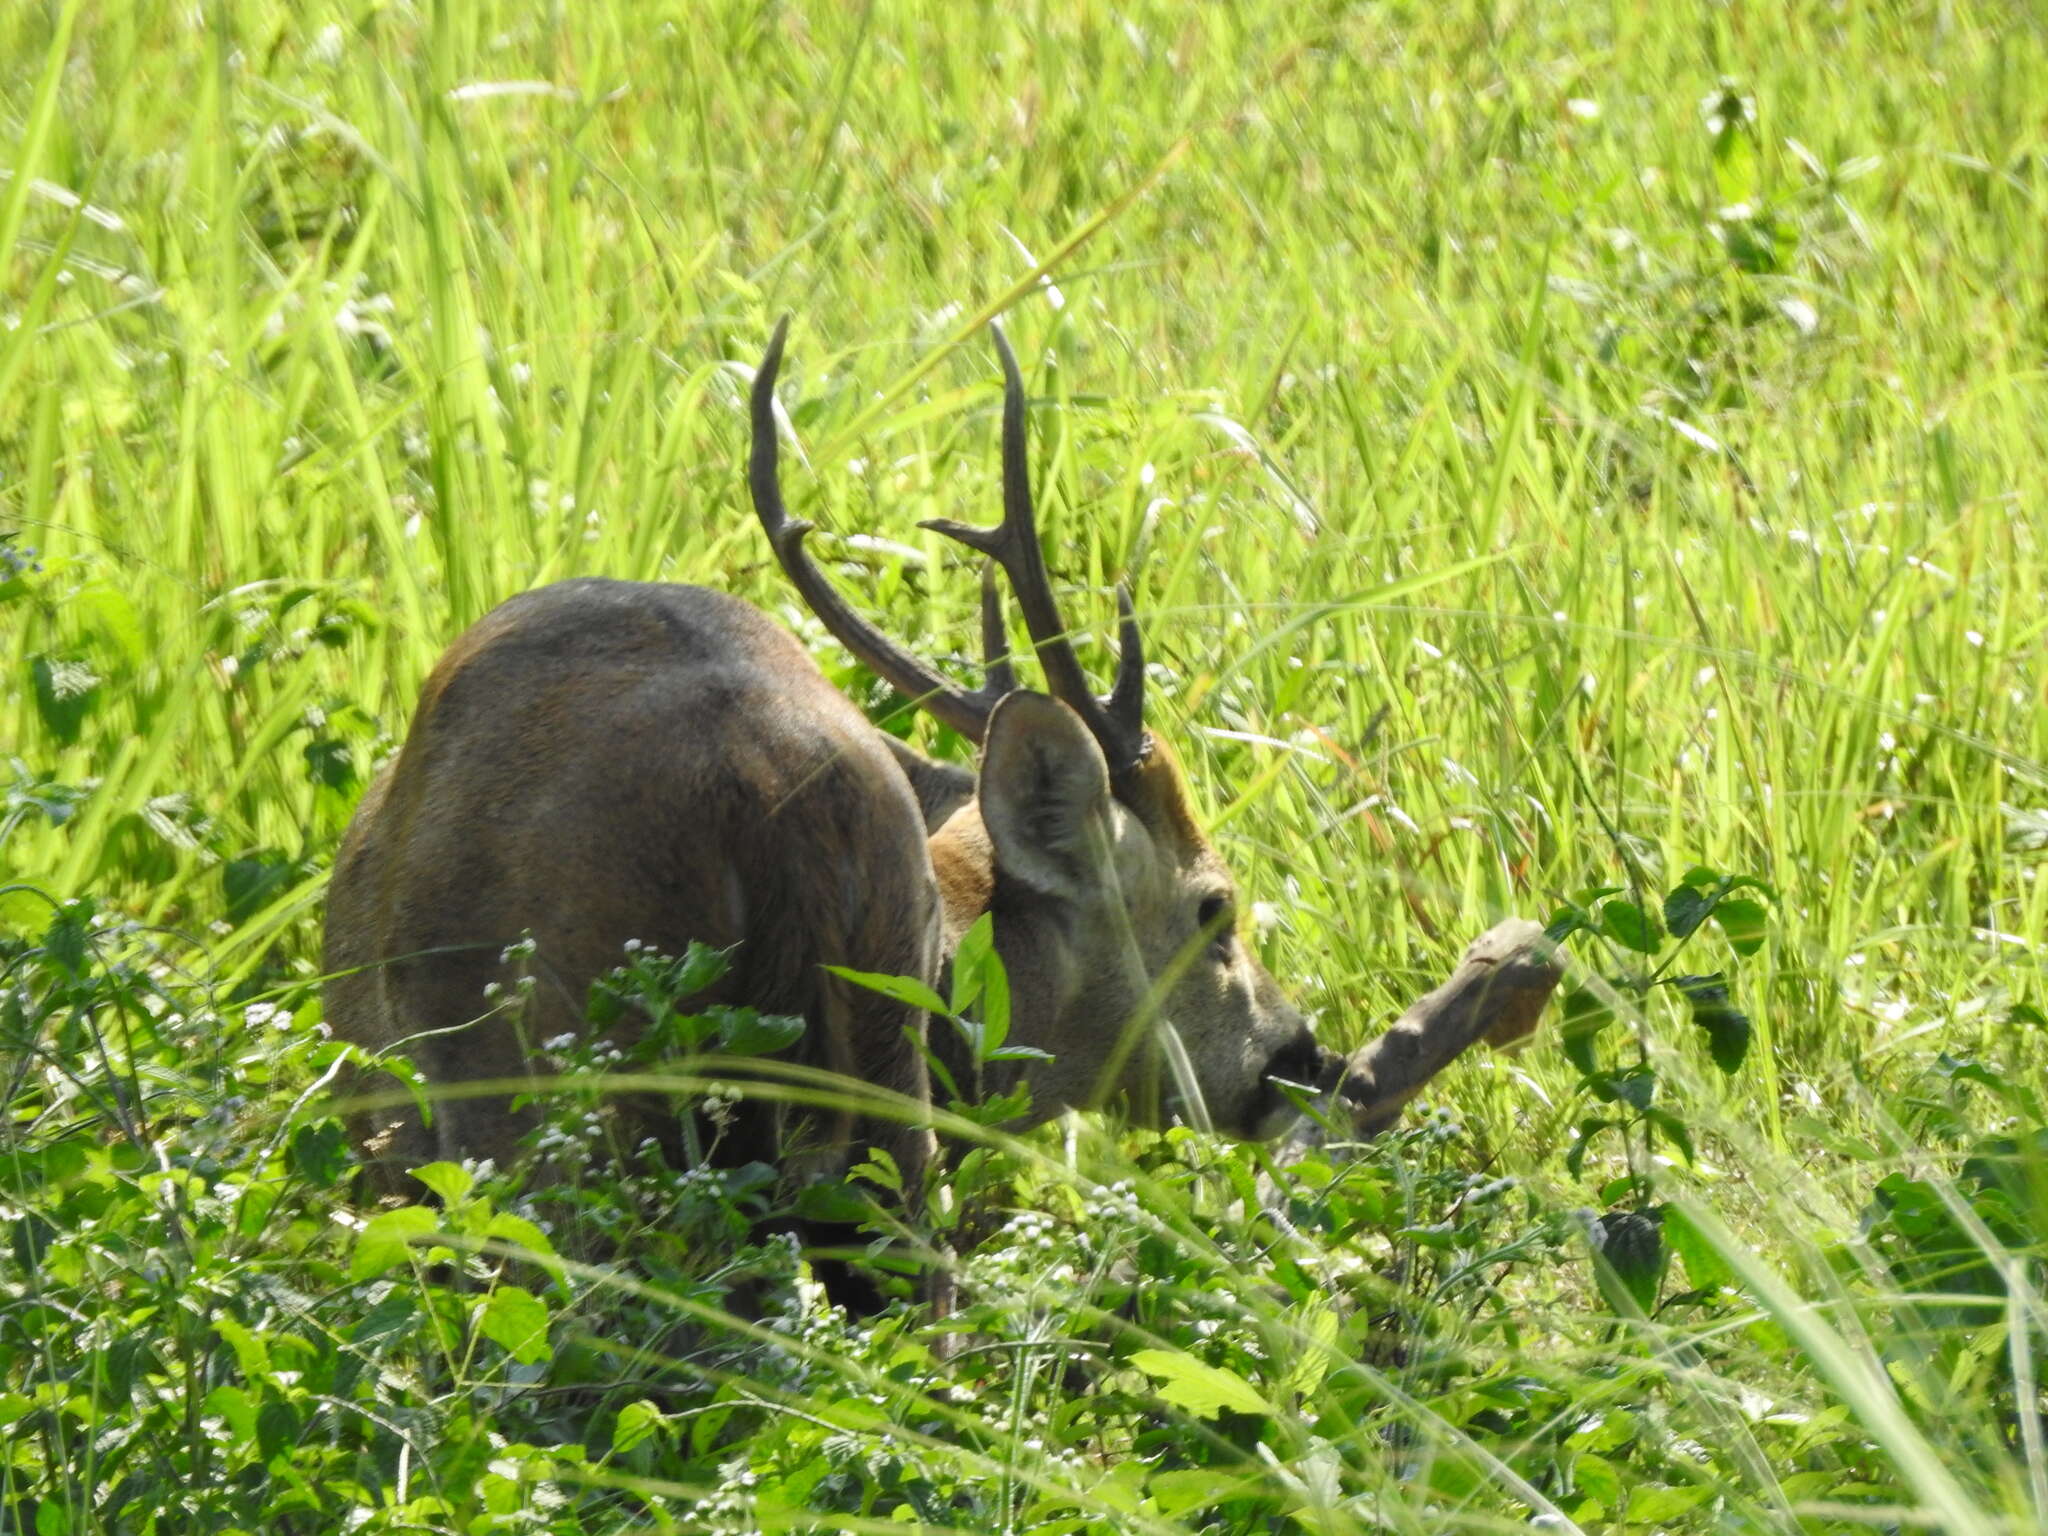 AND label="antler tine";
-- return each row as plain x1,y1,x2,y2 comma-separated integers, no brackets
979,562,1017,697
1106,583,1145,746
921,322,1149,772
748,315,1007,743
